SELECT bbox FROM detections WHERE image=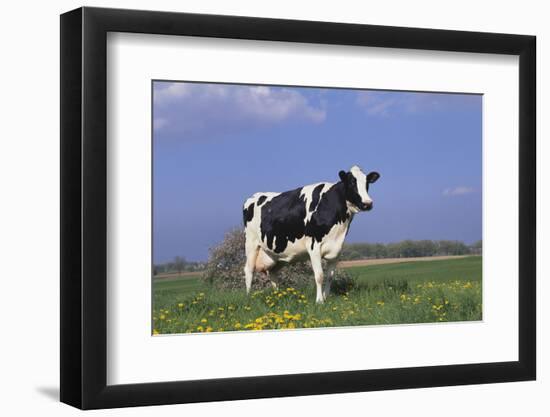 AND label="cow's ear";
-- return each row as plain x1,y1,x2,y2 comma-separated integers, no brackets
338,170,348,182
367,171,380,183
